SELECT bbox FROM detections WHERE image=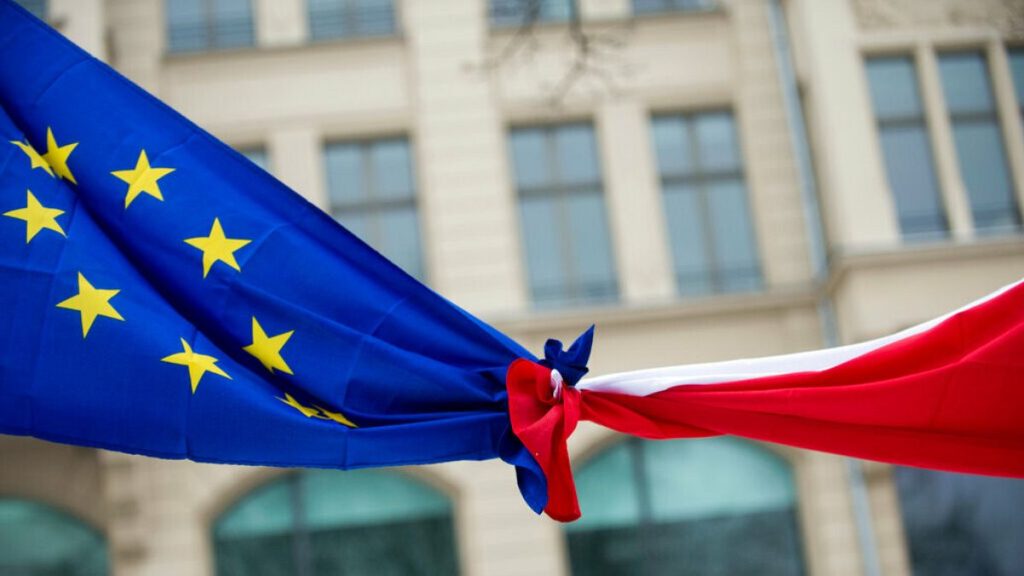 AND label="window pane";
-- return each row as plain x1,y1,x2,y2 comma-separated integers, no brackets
938,52,1021,234
566,192,618,303
238,148,268,172
490,0,571,27
357,0,396,36
567,438,804,576
896,468,1024,576
866,56,948,240
1011,48,1024,109
510,128,550,189
877,125,948,238
325,143,366,205
325,139,424,280
866,57,923,120
14,0,46,20
214,471,459,576
512,124,618,307
372,140,414,200
373,207,424,280
938,52,995,114
167,0,206,53
653,112,761,297
663,183,711,296
556,124,600,185
167,0,254,53
950,120,1020,232
706,179,761,293
565,442,641,532
652,116,692,176
694,112,741,172
213,0,254,49
0,499,109,576
520,195,567,305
